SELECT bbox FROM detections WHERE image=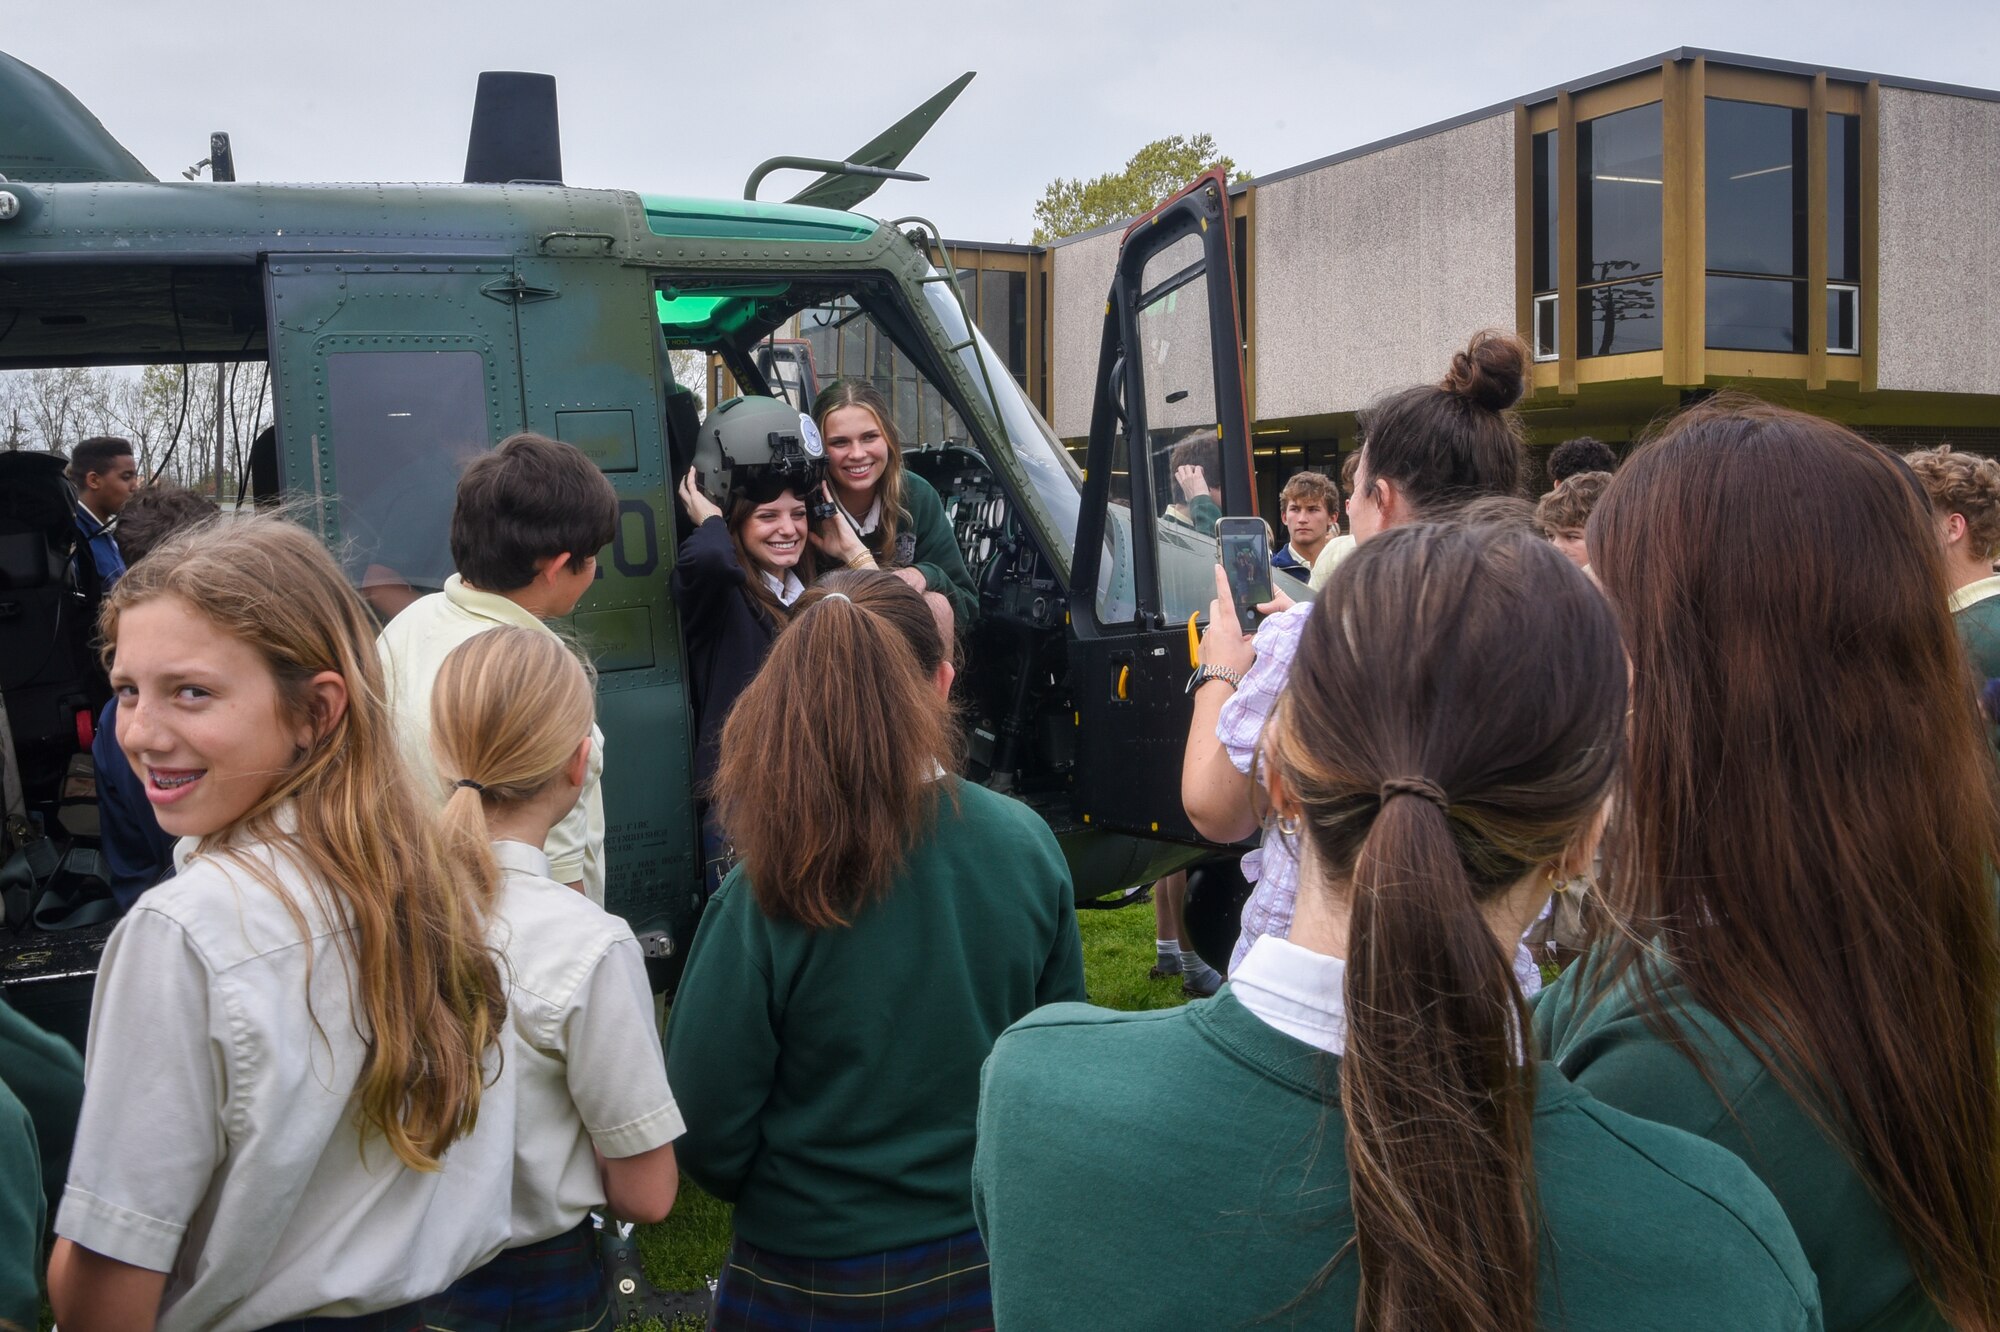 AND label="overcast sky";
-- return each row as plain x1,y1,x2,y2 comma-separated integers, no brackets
9,0,1997,243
